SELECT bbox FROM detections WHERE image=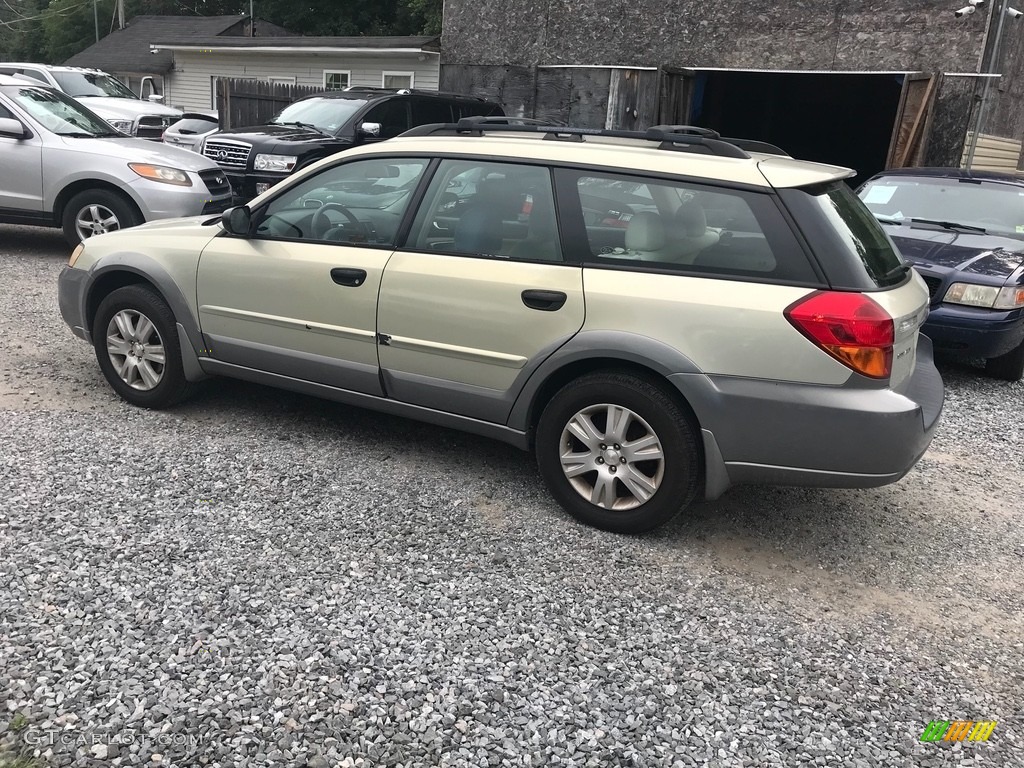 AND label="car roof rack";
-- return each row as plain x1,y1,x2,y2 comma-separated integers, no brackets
401,117,773,159
338,86,491,102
